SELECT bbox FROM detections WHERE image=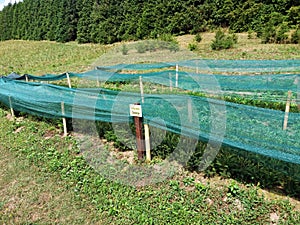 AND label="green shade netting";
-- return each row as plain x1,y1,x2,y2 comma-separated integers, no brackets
15,59,299,100
0,77,300,166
